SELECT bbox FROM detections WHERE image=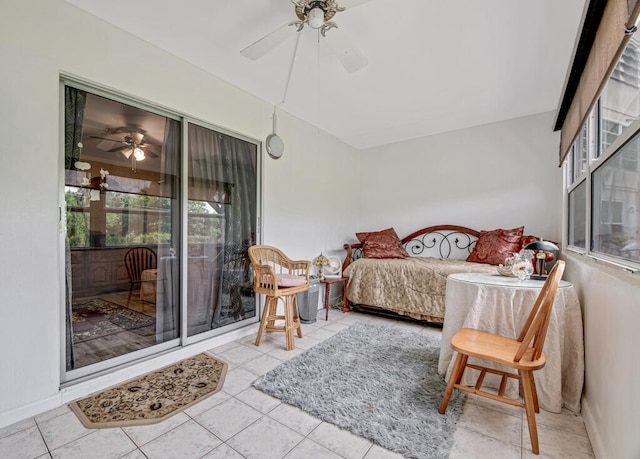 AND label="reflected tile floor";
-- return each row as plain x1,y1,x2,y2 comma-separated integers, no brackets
0,311,594,459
